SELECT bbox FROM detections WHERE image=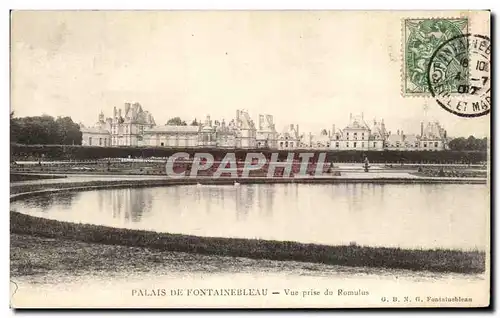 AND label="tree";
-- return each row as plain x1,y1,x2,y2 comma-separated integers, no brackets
10,114,82,145
448,136,487,151
10,112,20,143
448,137,467,151
55,116,82,145
166,117,187,126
